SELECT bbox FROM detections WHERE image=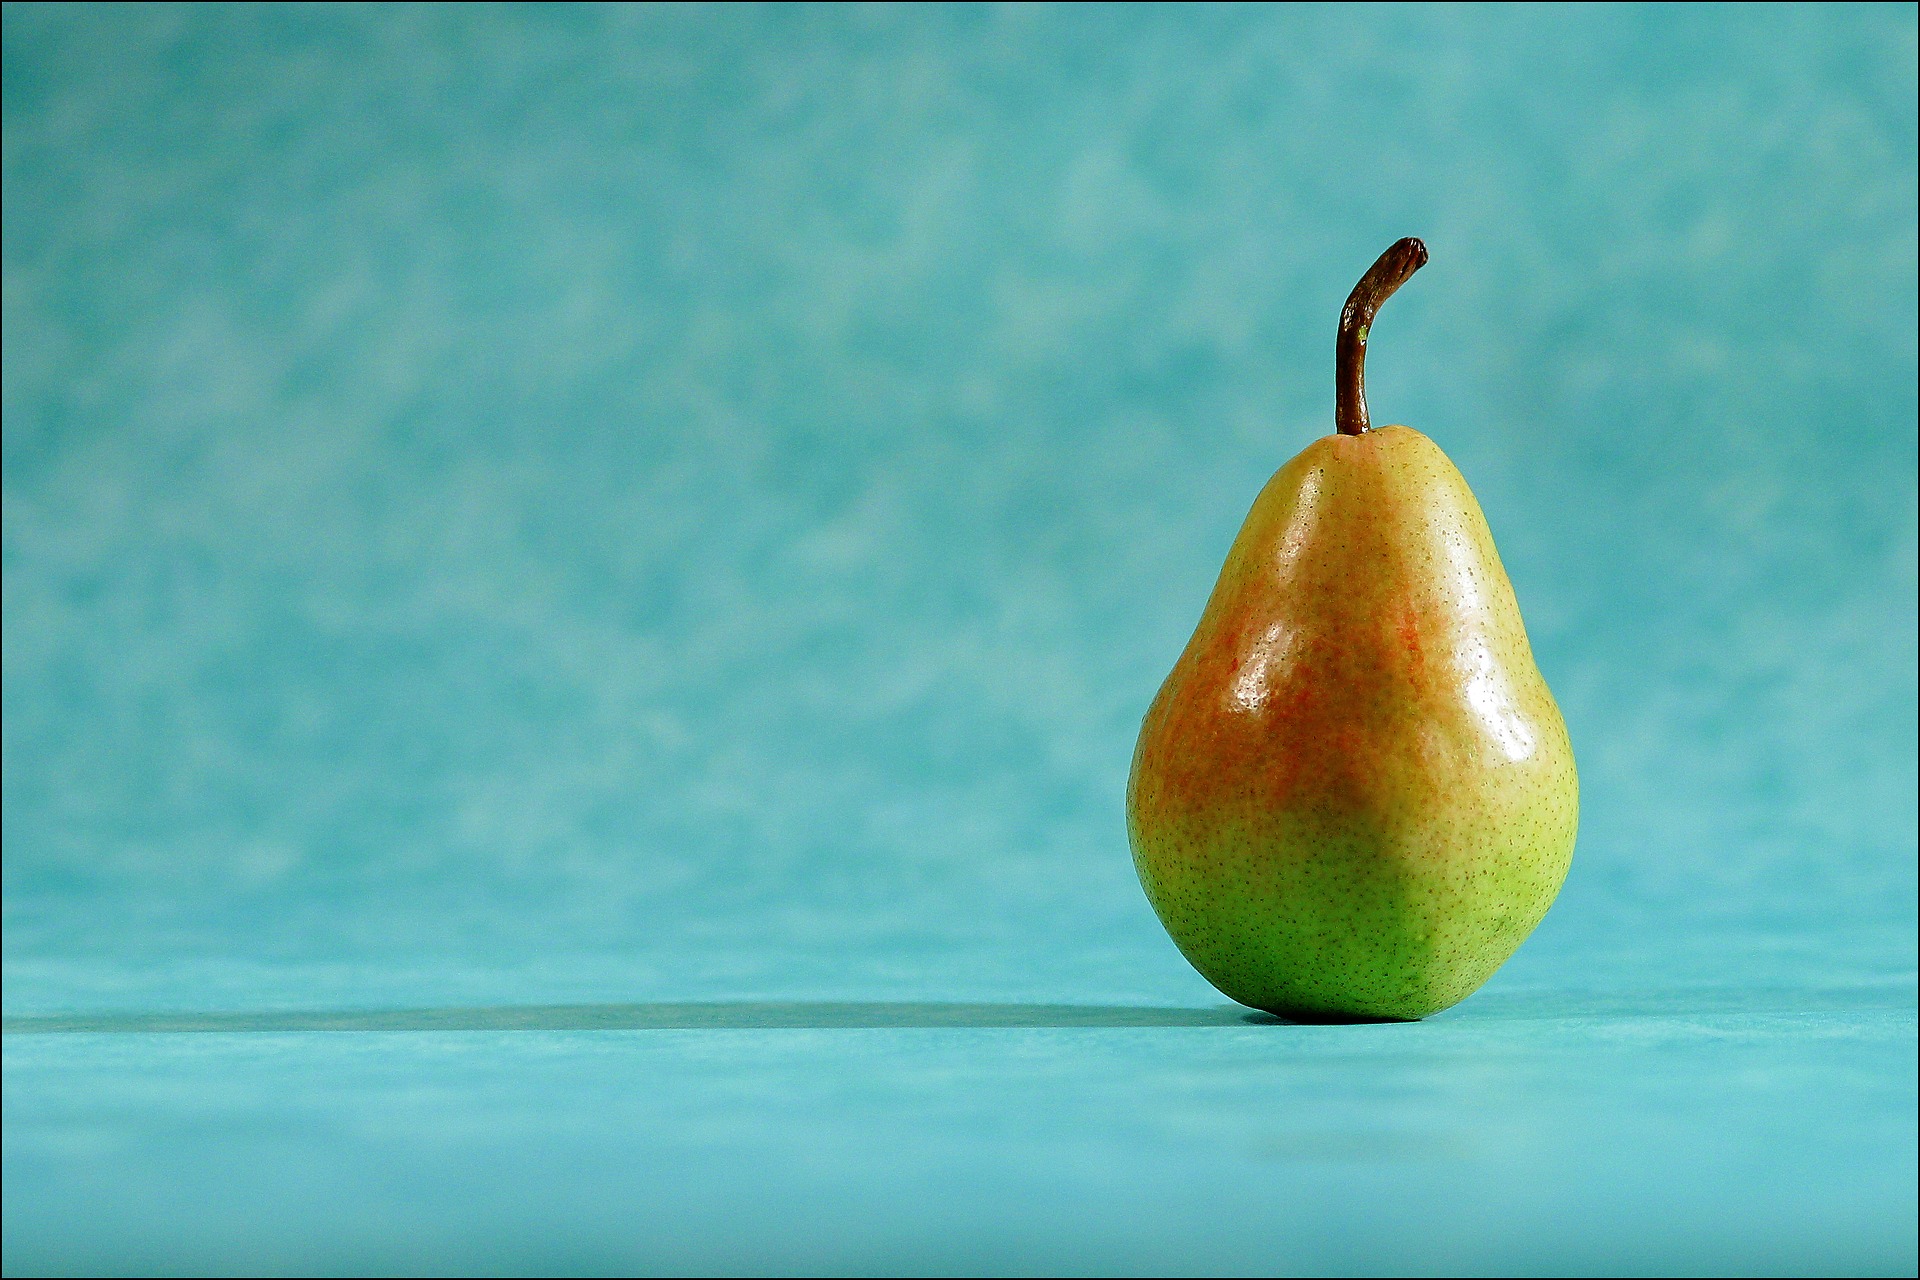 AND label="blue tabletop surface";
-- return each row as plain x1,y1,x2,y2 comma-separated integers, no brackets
4,5,1916,1275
